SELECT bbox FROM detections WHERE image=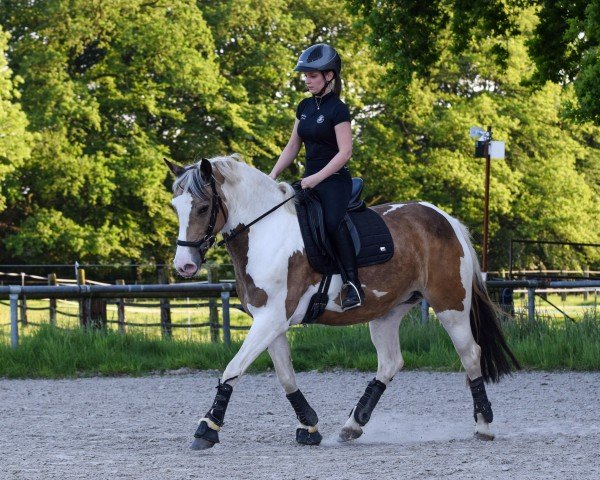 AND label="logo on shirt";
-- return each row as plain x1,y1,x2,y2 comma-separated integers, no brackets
316,114,325,124
300,114,307,120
